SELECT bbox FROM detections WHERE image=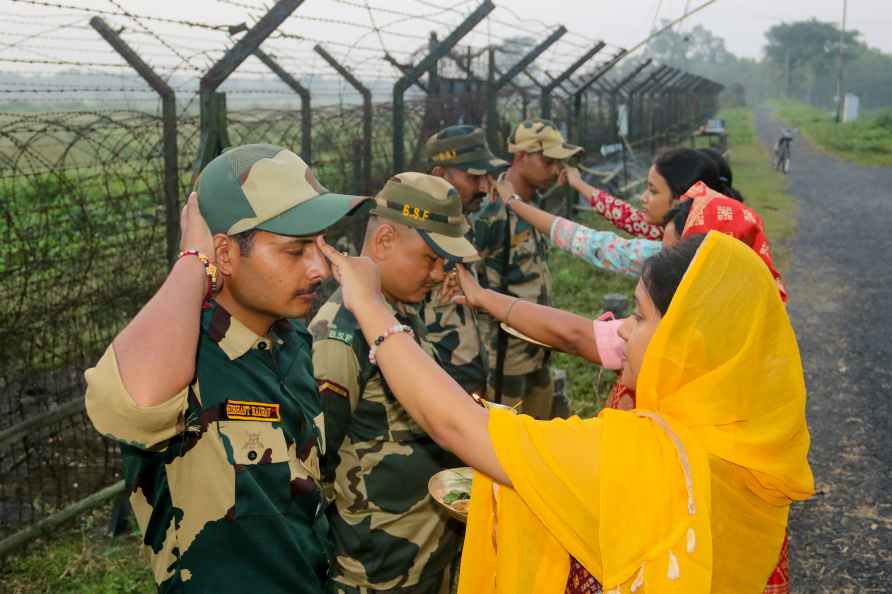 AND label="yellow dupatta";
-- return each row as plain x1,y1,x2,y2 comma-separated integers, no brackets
458,232,814,594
